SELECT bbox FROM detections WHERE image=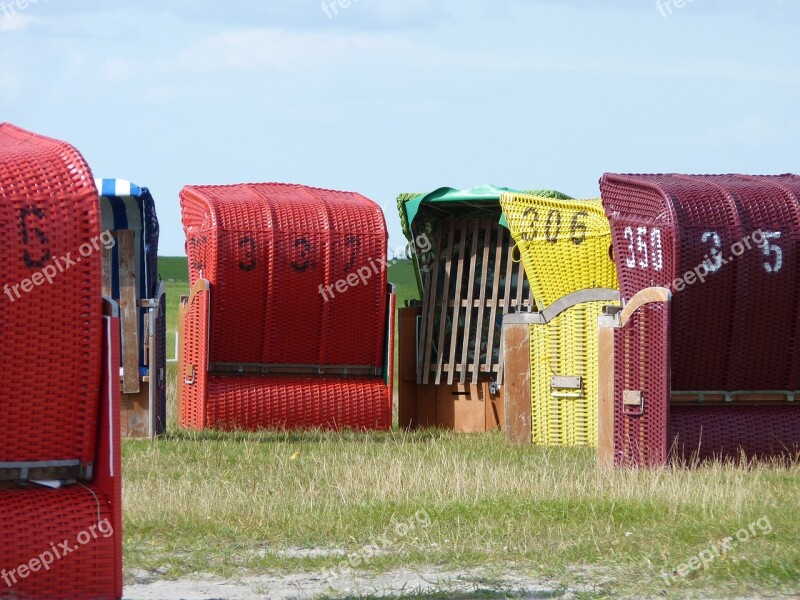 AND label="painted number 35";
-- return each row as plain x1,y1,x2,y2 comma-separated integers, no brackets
702,230,782,274
623,226,664,271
